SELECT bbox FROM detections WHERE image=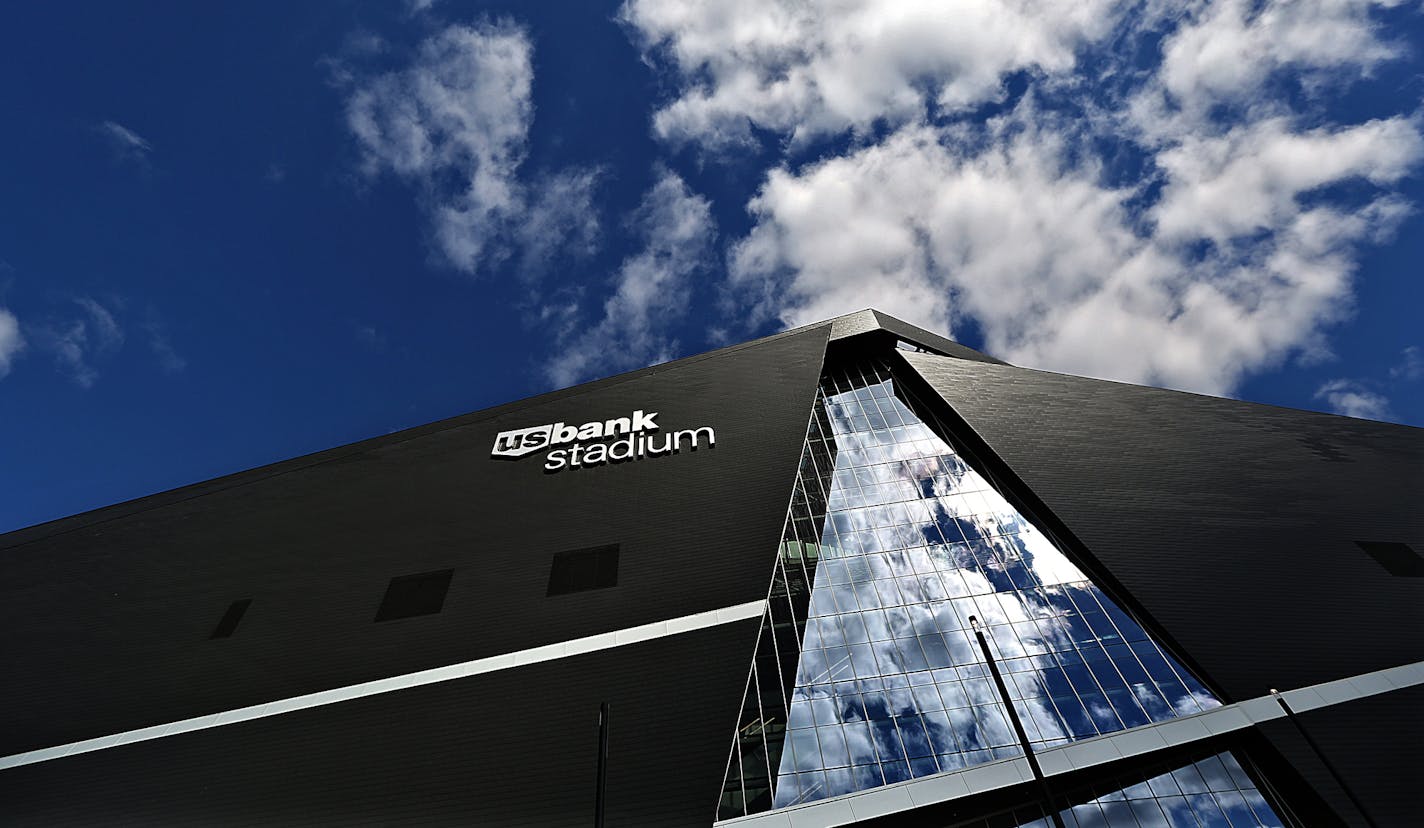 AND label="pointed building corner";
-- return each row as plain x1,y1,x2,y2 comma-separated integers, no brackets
4,305,1419,827
716,355,1282,823
819,307,1008,366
